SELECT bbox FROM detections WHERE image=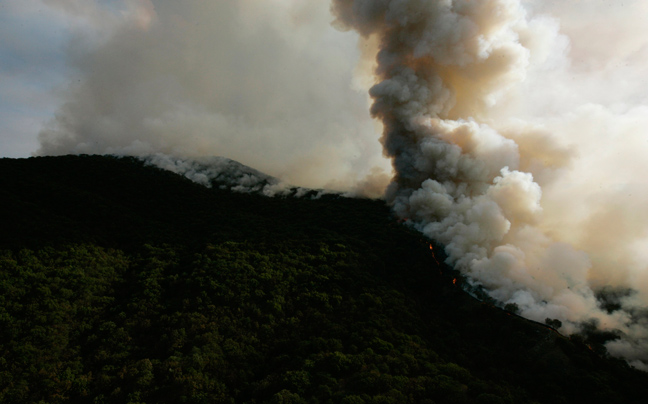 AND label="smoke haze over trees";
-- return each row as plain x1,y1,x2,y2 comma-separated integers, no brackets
4,0,648,368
